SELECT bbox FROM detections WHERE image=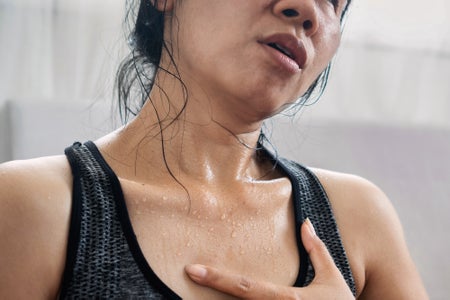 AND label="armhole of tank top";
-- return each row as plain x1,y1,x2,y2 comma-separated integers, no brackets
285,162,358,296
258,146,309,287
59,144,84,298
84,141,182,300
276,158,310,287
